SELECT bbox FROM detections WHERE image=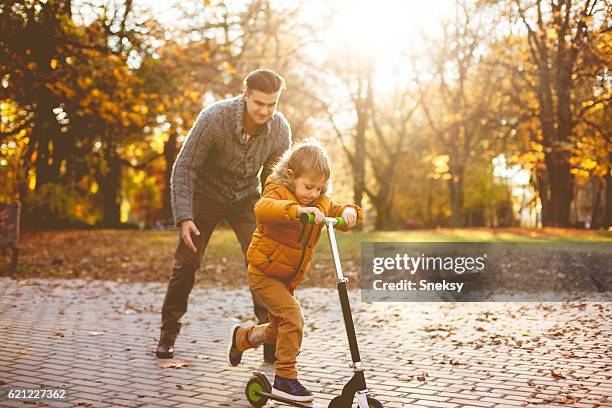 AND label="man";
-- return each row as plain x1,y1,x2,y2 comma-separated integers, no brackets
156,69,291,363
